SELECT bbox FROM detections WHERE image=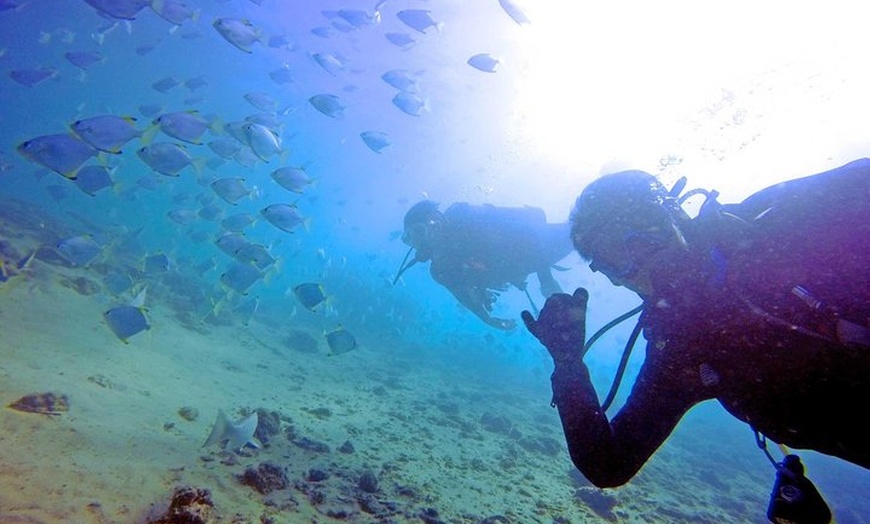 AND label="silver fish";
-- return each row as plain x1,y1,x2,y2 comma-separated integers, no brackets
213,18,261,53
151,76,179,93
312,52,344,76
166,208,198,225
392,92,426,116
154,110,211,144
215,232,251,258
184,75,208,91
360,131,391,153
243,122,281,162
396,9,440,34
261,203,306,233
9,67,58,87
467,53,500,73
234,242,276,270
64,51,104,70
151,0,199,25
385,32,415,48
309,94,345,118
71,115,141,154
337,8,380,28
270,166,313,194
17,133,97,179
269,65,294,84
211,177,252,204
243,92,277,112
143,252,170,274
74,165,114,196
221,212,255,233
82,0,150,20
221,262,262,294
498,0,531,25
325,326,358,355
381,69,420,92
208,136,242,159
104,304,149,343
56,234,102,266
137,142,199,176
